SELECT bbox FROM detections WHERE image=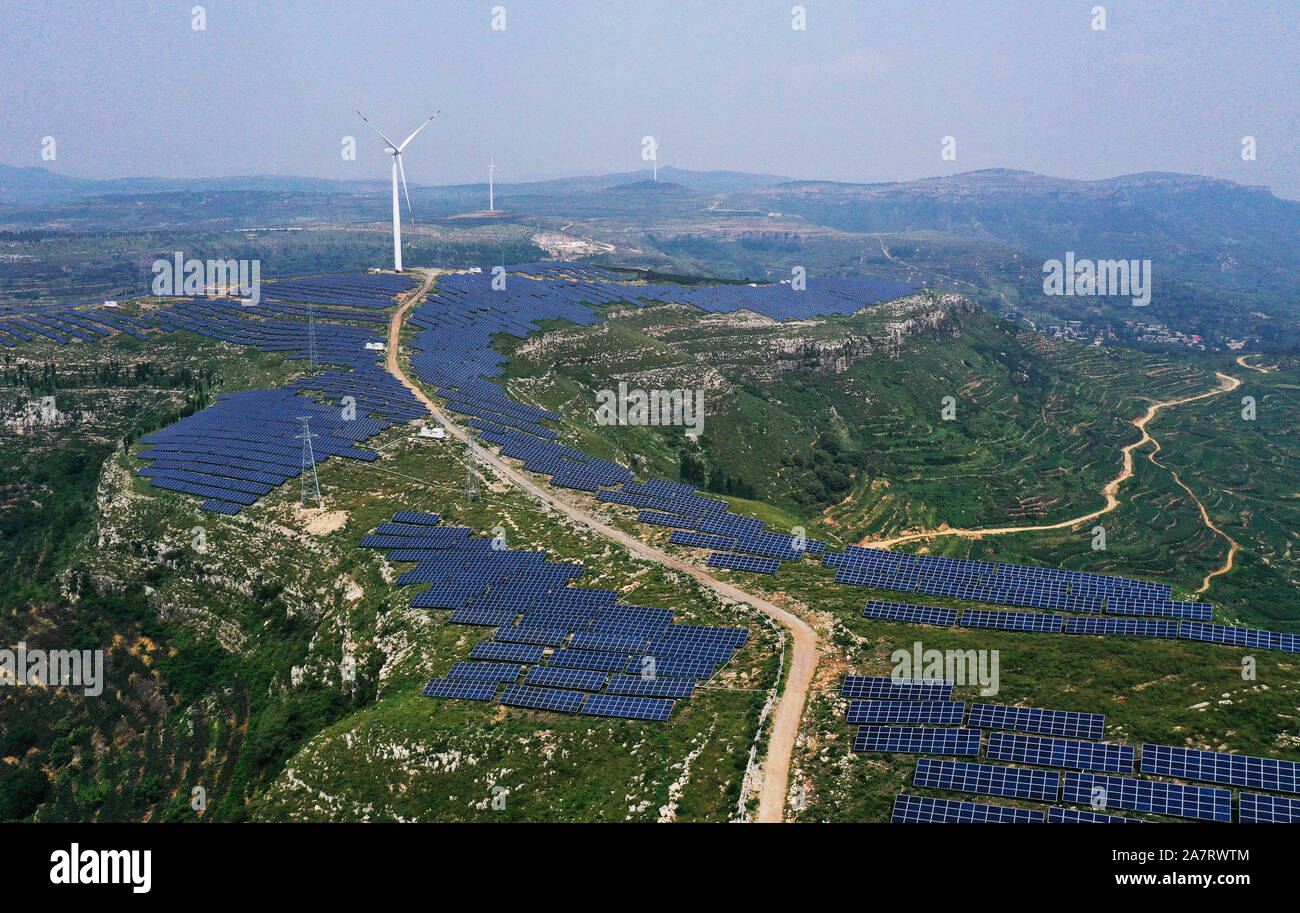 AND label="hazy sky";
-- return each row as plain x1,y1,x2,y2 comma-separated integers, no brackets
2,0,1297,197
